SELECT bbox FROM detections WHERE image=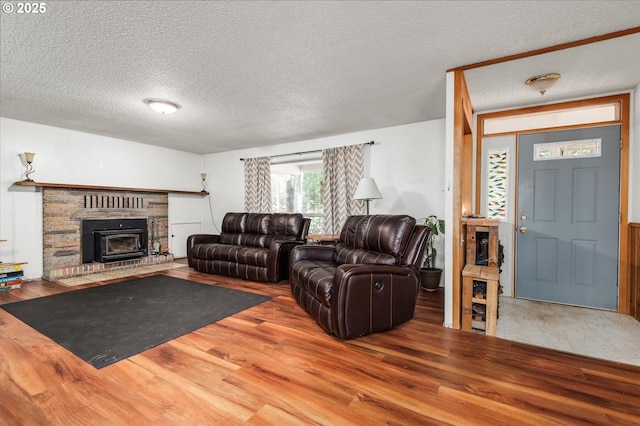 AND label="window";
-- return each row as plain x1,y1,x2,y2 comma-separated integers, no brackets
482,102,619,136
533,139,601,161
271,161,323,234
486,148,509,220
